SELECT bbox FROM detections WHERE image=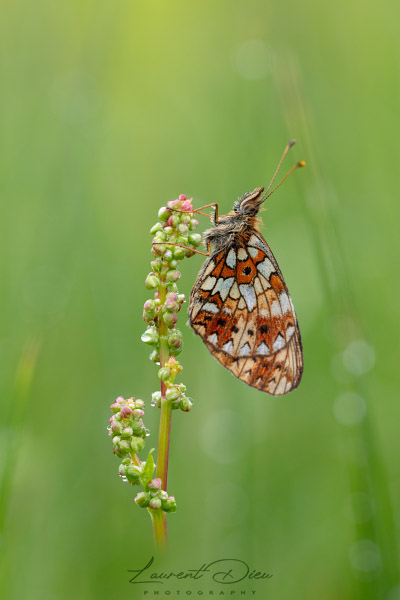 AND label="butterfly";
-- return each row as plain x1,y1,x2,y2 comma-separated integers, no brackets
188,141,305,395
